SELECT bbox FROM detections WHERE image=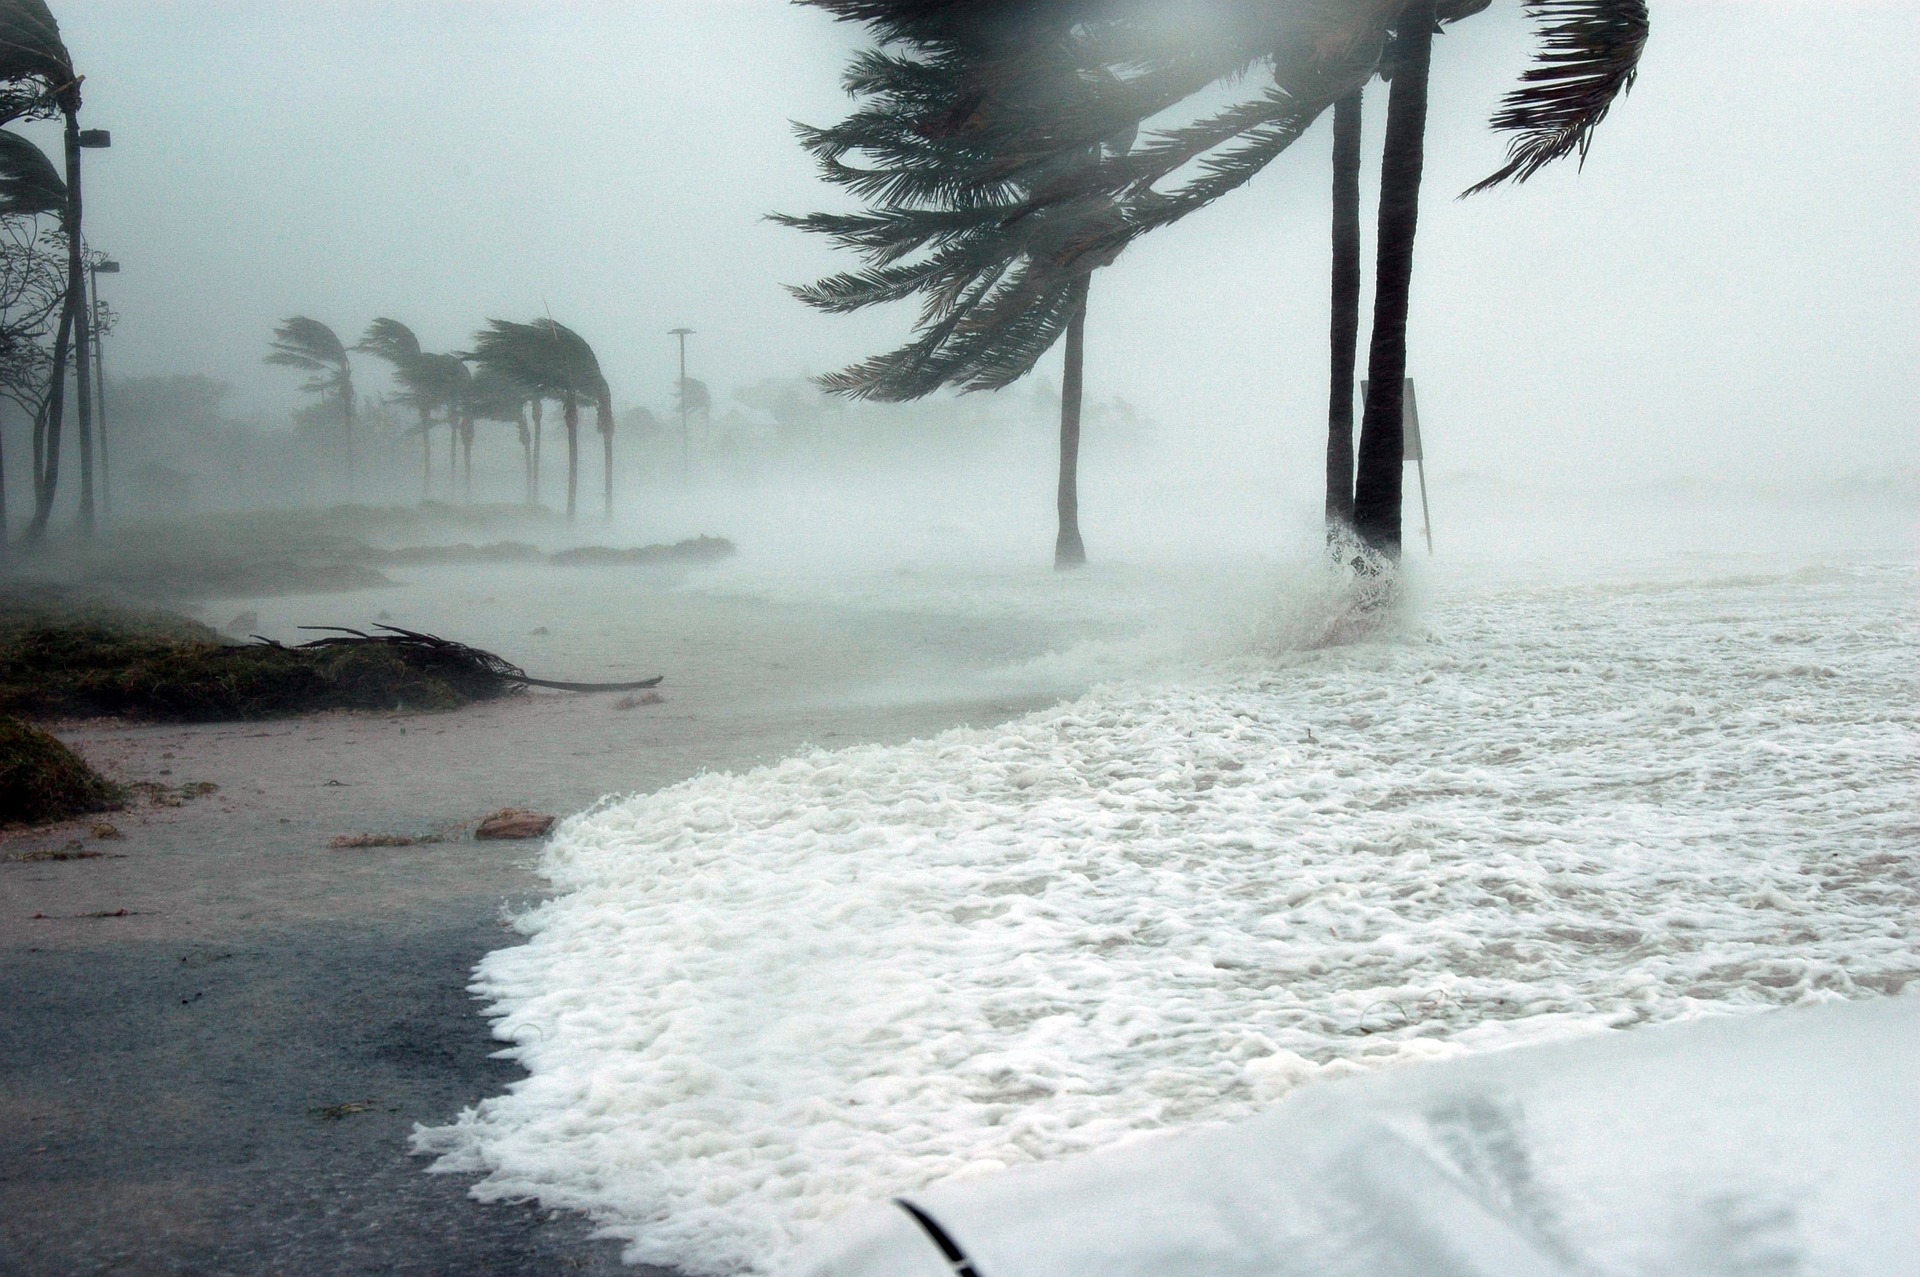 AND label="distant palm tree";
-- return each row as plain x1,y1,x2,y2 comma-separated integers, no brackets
356,317,439,498
265,316,355,493
419,352,472,501
470,318,613,521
